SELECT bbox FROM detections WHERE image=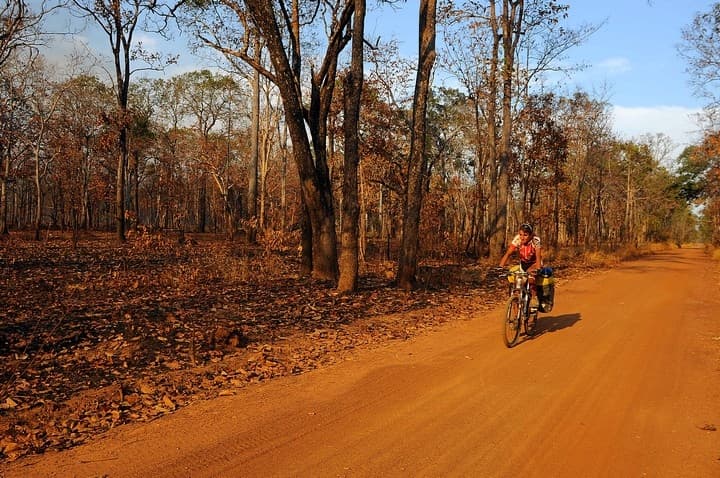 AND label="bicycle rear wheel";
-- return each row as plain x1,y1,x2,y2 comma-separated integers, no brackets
503,296,521,347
